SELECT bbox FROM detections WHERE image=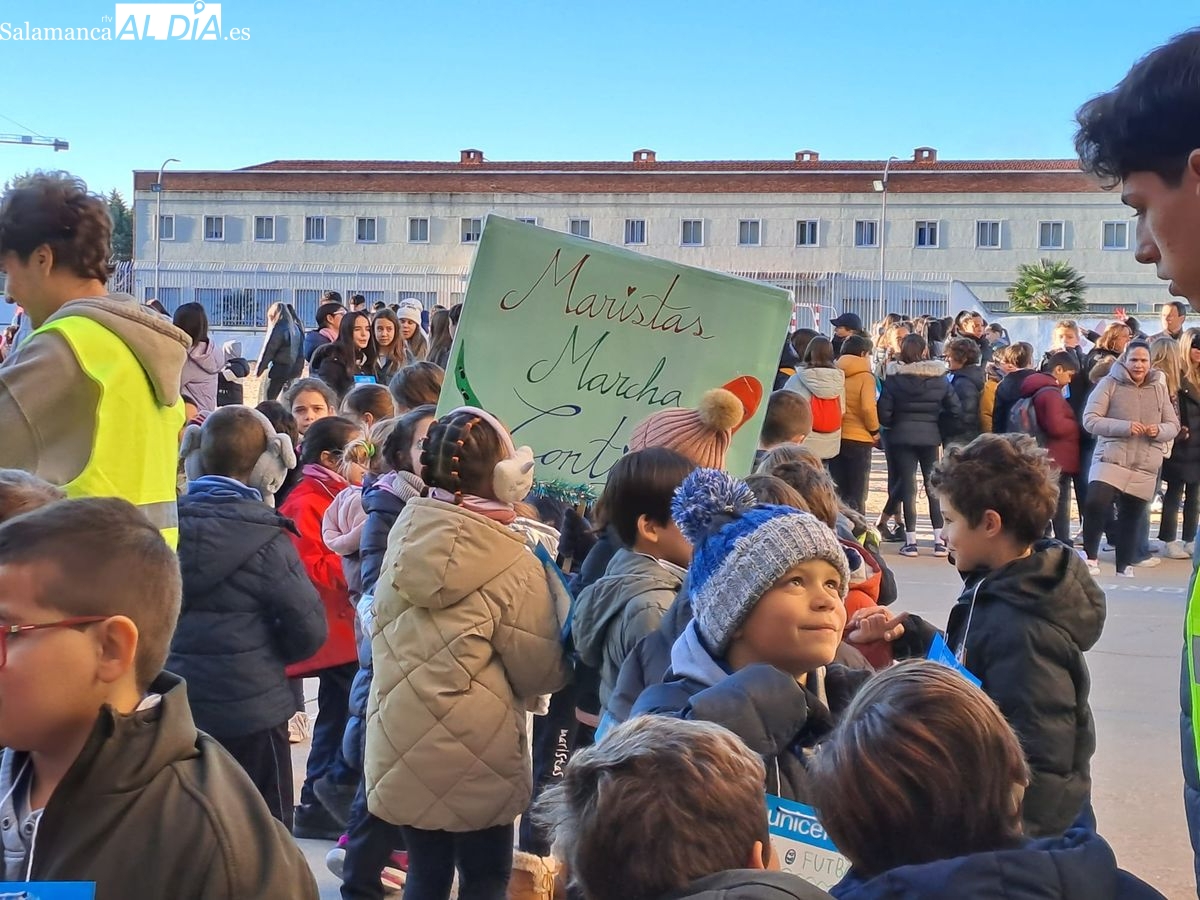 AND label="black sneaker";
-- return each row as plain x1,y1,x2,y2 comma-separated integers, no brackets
879,522,903,543
313,775,357,828
292,801,343,841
